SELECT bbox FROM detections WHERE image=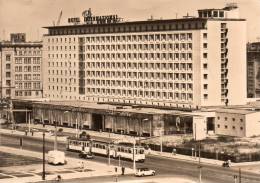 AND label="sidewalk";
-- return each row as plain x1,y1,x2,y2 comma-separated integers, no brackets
0,146,133,183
